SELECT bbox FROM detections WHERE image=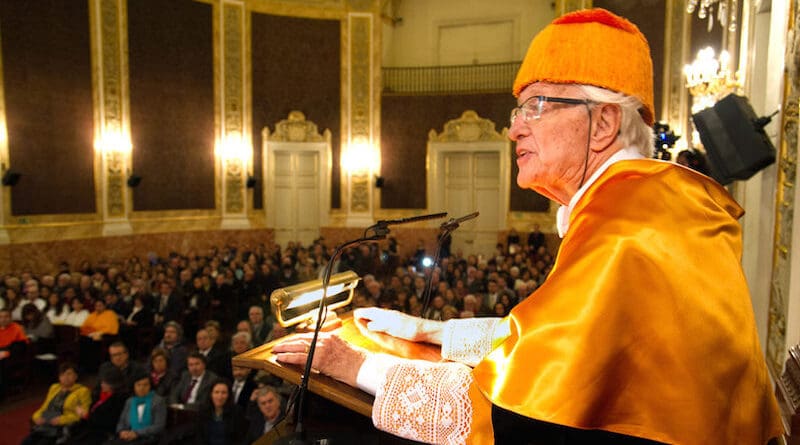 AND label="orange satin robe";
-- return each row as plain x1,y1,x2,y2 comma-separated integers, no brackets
470,160,783,444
